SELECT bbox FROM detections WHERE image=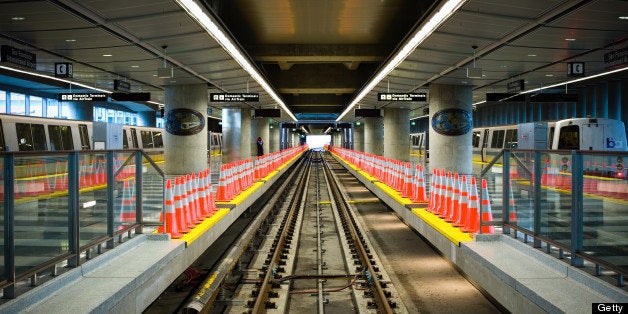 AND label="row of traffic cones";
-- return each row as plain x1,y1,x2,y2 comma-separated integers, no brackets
328,147,497,235
157,169,217,238
327,147,428,203
215,146,308,202
427,169,494,234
